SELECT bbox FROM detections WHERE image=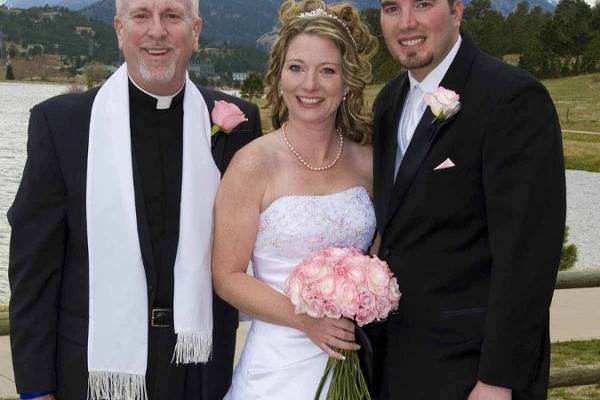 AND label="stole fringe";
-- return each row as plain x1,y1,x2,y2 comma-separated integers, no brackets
172,330,213,365
88,371,147,400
